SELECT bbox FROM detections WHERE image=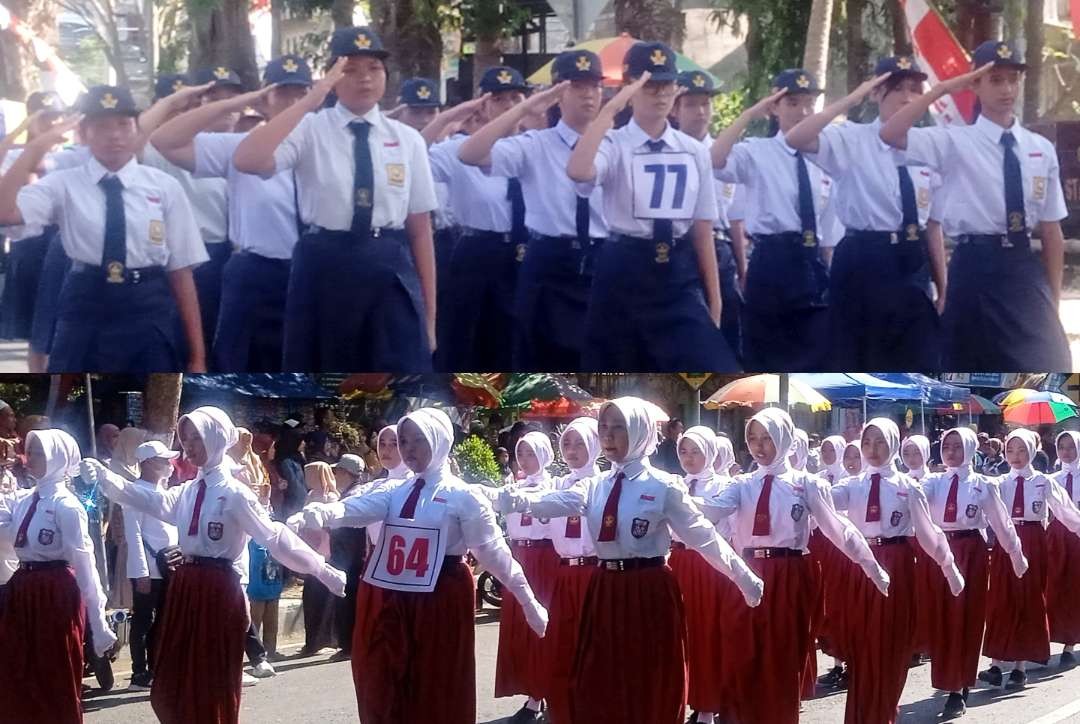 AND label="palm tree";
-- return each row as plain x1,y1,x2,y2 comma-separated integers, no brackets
144,374,183,442
803,0,834,88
